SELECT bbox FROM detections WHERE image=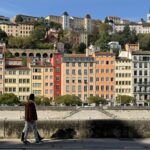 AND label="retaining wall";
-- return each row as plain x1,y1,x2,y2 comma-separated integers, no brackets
0,120,150,139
